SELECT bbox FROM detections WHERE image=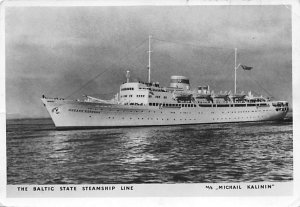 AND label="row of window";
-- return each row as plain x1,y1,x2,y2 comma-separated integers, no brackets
148,103,271,108
273,102,288,107
149,103,197,107
221,110,270,114
121,87,134,91
276,108,288,111
103,116,266,121
119,95,146,98
212,116,266,121
69,108,274,115
121,94,139,98
138,87,167,92
124,103,144,105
